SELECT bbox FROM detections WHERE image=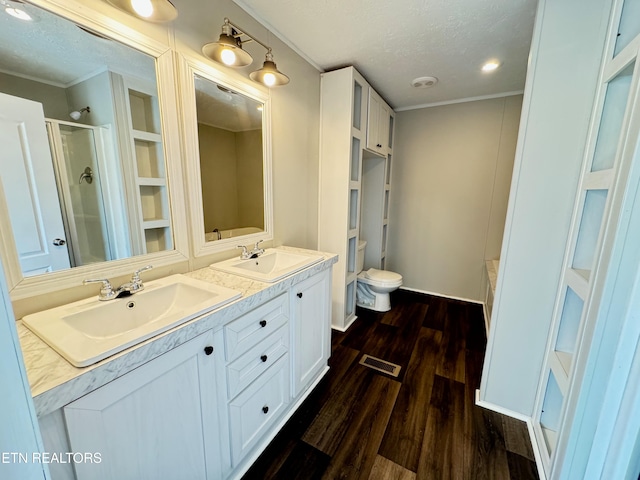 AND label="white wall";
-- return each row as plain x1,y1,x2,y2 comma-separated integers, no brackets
387,95,522,301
